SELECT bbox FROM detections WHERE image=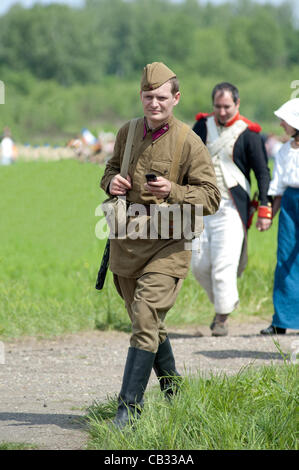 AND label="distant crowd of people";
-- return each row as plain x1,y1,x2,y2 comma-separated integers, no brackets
0,127,116,166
